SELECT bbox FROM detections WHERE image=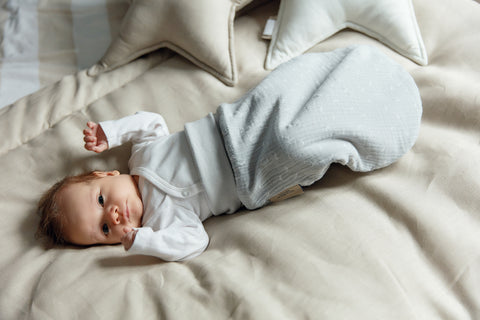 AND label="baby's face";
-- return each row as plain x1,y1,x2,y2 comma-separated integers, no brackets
60,171,143,246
